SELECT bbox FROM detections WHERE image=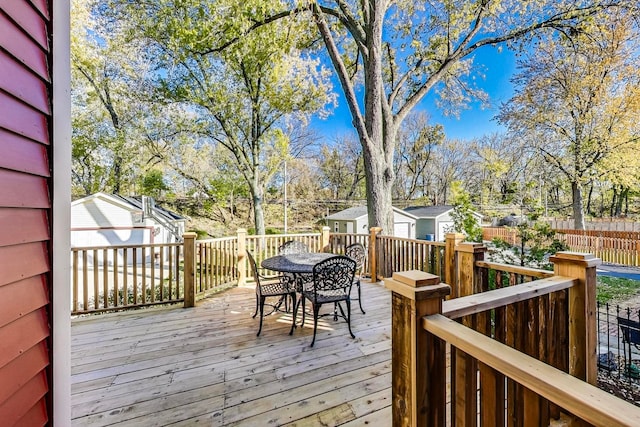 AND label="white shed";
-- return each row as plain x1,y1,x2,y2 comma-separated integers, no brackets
325,206,417,239
404,205,482,241
71,193,186,263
